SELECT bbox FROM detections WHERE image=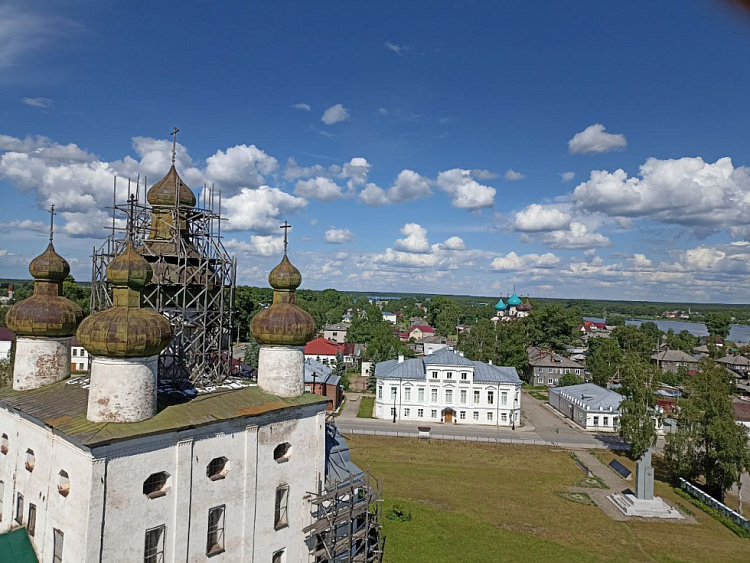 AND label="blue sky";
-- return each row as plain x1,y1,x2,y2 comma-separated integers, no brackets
2,1,750,302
